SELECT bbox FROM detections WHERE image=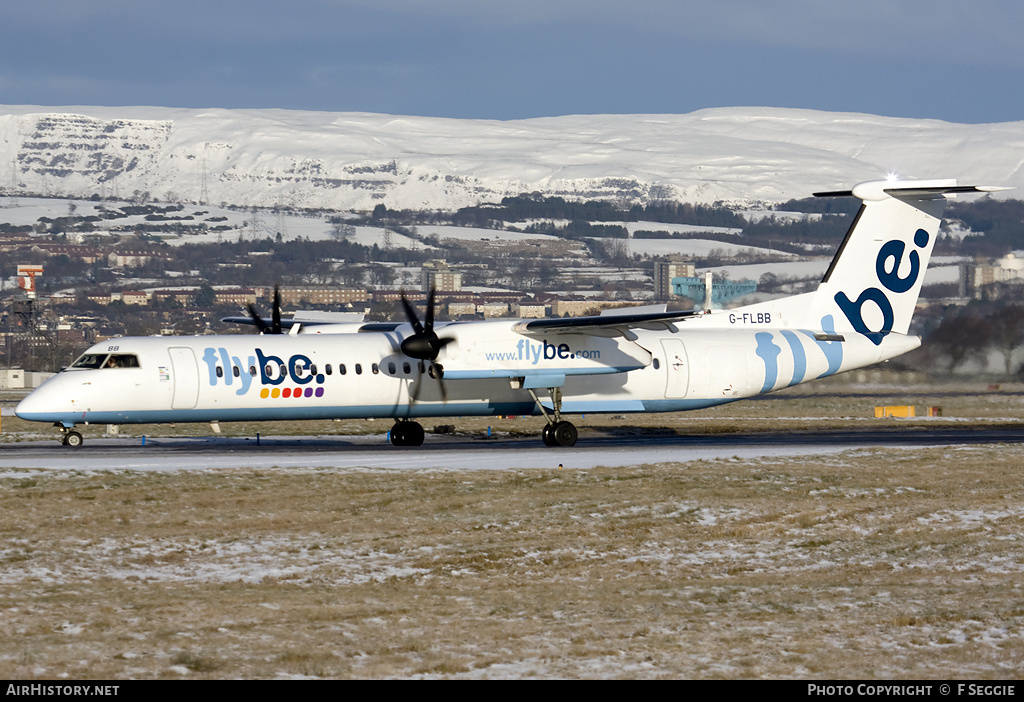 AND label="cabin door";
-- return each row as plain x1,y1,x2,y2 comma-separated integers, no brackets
661,339,689,398
169,347,200,410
